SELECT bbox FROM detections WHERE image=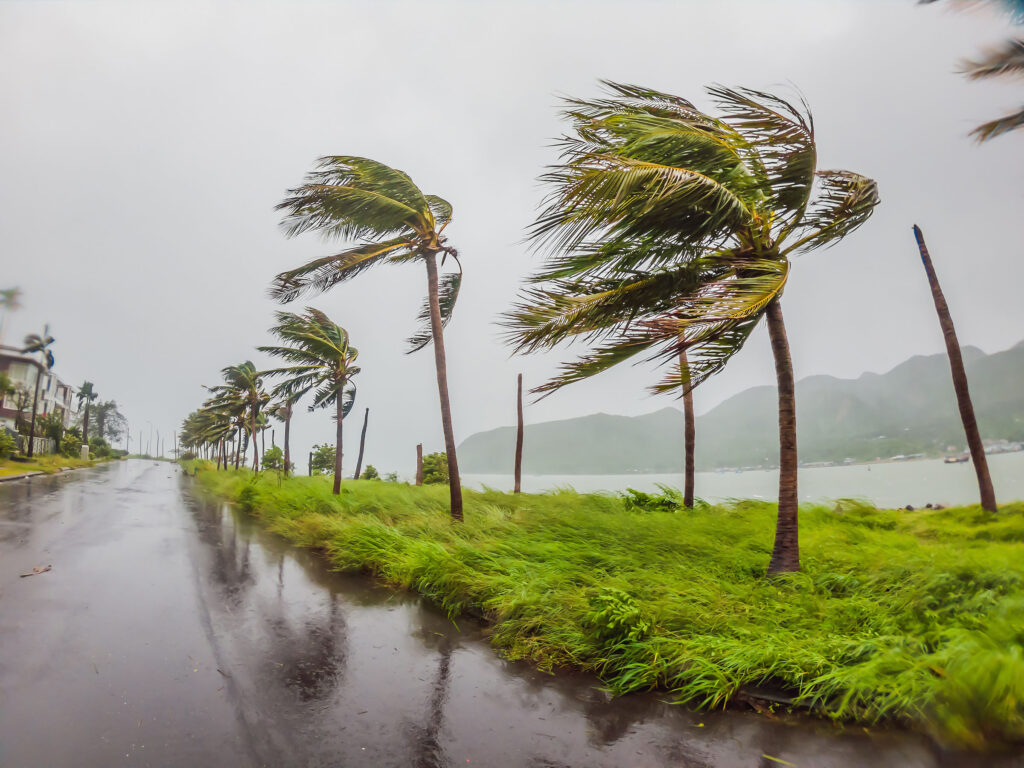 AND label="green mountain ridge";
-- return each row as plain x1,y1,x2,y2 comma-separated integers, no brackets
459,342,1024,474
